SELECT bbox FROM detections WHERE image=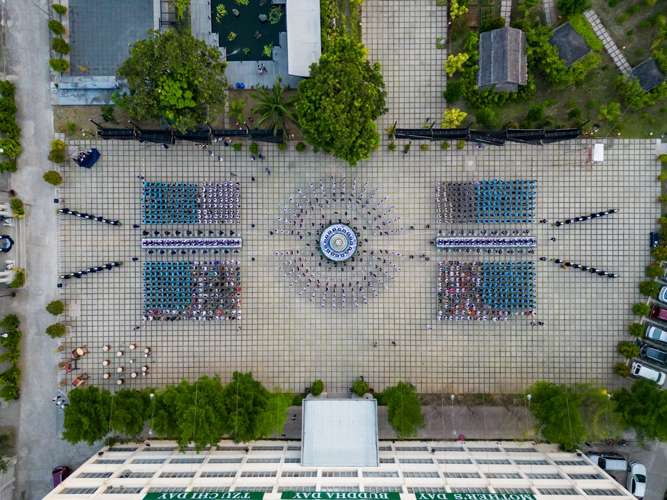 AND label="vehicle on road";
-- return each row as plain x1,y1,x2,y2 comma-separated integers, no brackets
627,462,646,499
646,326,667,345
586,453,627,471
631,362,666,386
640,343,667,365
